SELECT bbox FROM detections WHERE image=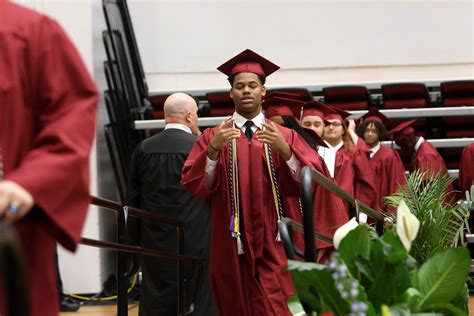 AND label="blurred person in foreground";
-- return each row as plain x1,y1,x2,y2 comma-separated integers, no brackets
0,1,98,315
